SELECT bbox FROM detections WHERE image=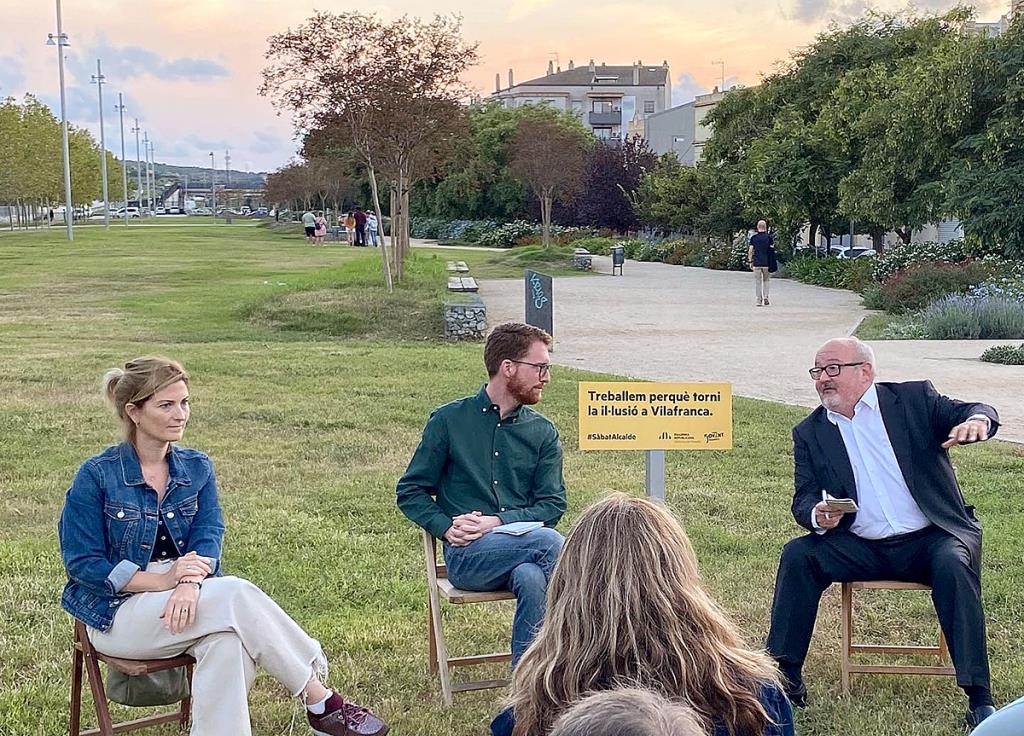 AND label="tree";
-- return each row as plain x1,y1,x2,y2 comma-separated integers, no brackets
508,117,589,246
572,136,656,231
261,11,479,286
946,19,1024,258
633,155,704,234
